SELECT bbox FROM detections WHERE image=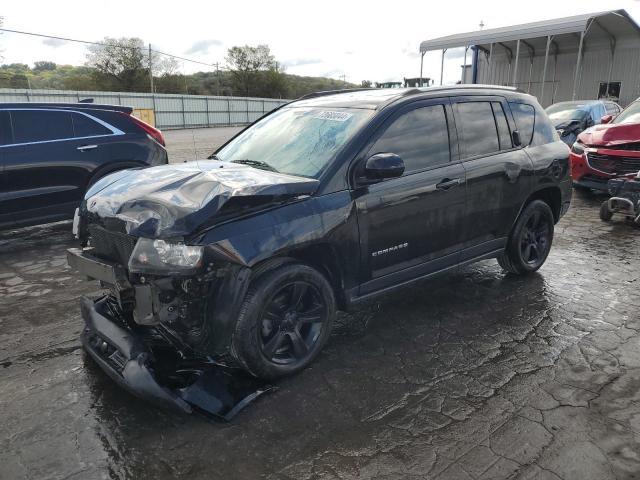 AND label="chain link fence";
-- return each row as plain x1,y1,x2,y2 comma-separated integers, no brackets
0,88,290,129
